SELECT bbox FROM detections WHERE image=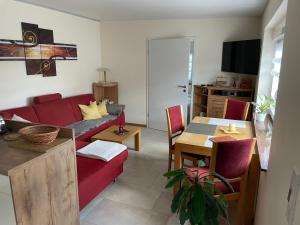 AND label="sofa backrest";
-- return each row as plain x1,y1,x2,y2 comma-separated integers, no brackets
0,93,95,126
33,99,77,126
33,93,62,104
65,94,95,121
0,106,39,123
